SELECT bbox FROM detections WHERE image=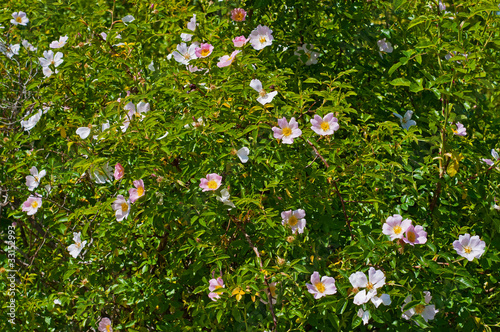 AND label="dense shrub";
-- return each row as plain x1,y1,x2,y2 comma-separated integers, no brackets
1,0,499,330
